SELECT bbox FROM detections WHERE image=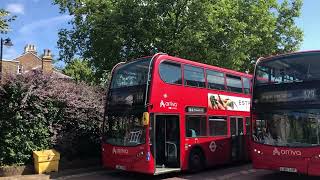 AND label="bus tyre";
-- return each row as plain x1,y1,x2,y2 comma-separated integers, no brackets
188,149,205,173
